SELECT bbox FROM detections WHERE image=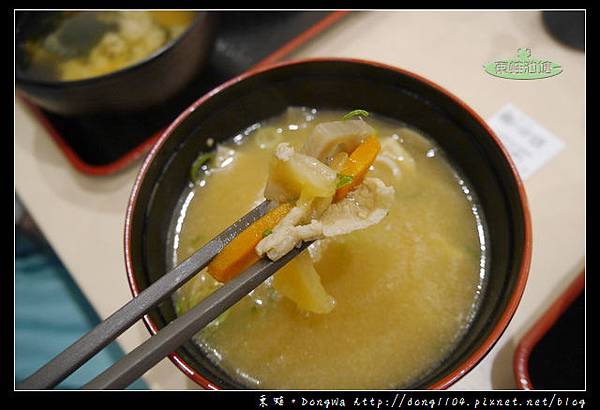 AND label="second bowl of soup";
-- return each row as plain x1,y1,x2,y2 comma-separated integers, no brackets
15,11,217,116
125,58,531,389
